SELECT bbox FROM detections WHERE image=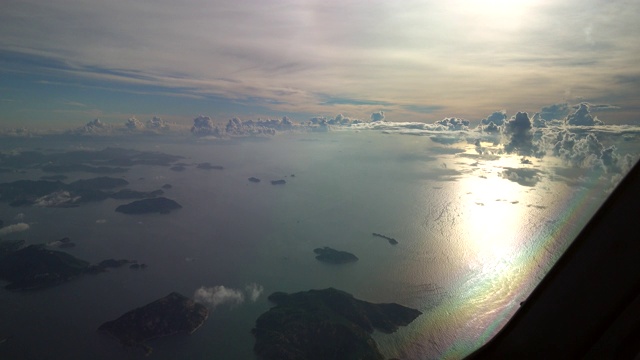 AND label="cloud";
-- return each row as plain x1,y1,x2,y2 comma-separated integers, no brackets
500,168,541,187
481,110,507,126
550,129,633,174
125,116,143,130
34,190,79,207
370,111,385,122
503,112,543,157
0,222,30,236
566,103,604,126
435,117,470,131
69,118,112,135
193,283,264,309
146,116,169,130
245,283,264,302
540,103,570,121
191,115,221,137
